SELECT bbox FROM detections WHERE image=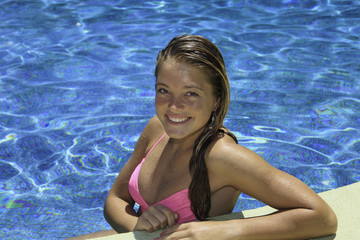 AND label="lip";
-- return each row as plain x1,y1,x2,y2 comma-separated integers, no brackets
166,115,192,124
